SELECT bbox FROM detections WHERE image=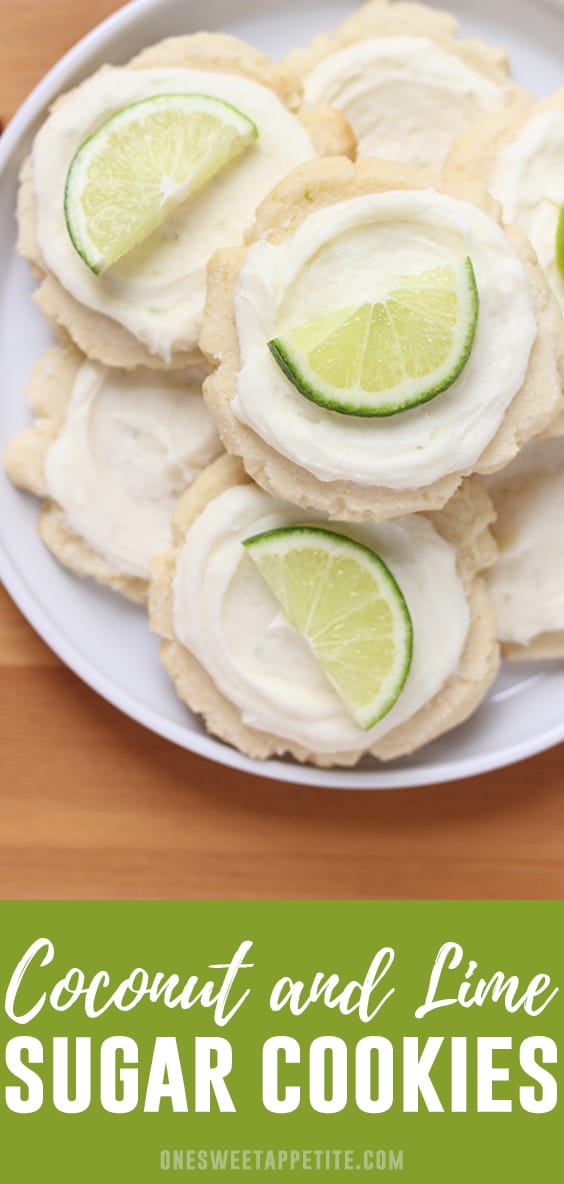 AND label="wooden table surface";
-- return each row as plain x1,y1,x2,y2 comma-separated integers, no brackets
1,2,563,901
